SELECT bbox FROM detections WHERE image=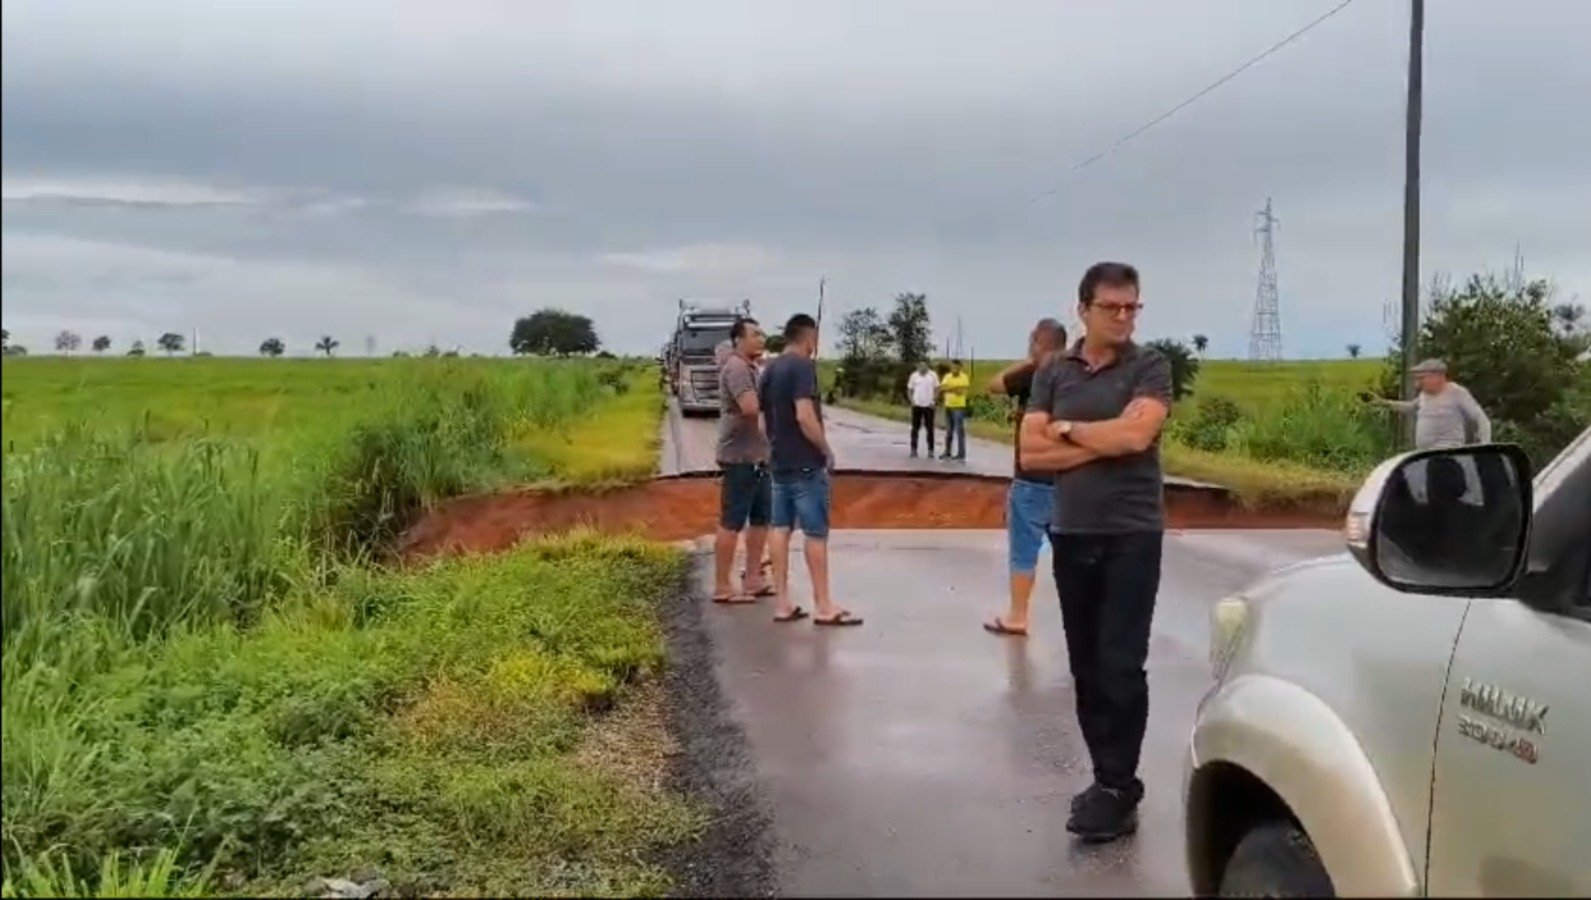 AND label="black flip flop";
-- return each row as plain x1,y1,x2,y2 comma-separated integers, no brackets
983,617,1028,637
814,611,864,627
713,594,759,605
742,584,777,598
773,606,809,623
